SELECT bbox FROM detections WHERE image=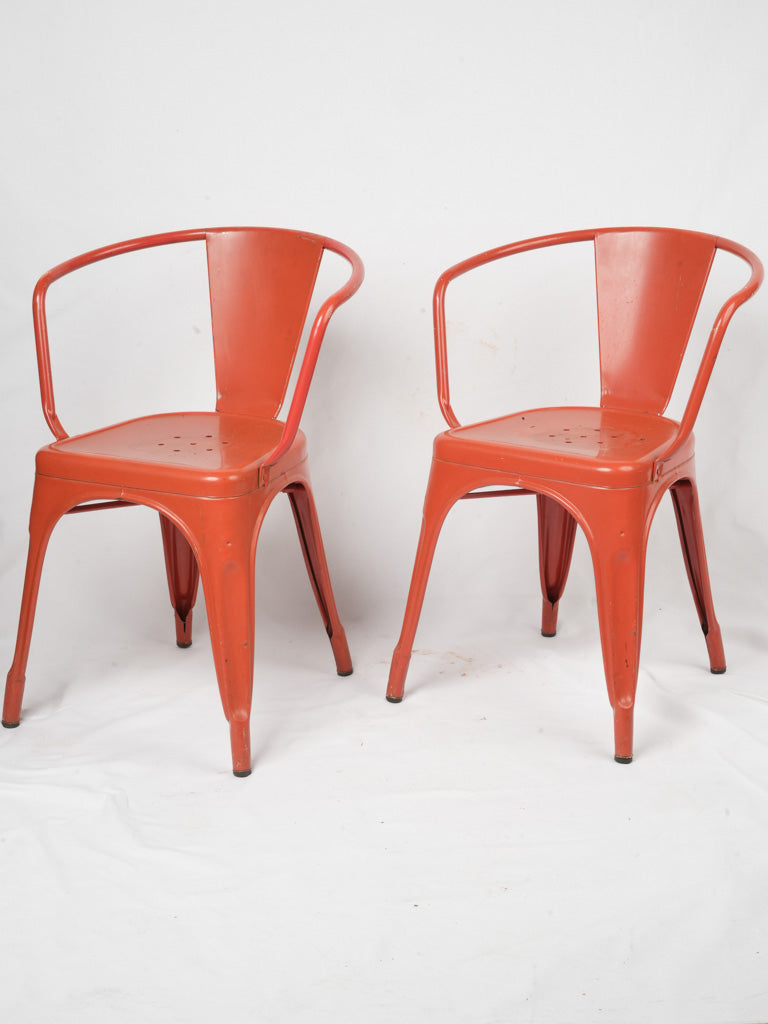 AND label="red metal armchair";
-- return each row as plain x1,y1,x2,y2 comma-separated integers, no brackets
387,227,762,762
3,227,363,776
